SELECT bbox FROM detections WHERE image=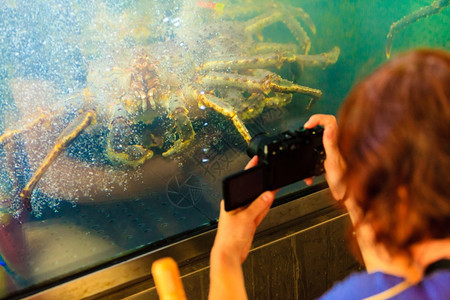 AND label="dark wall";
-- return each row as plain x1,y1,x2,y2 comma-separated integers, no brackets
116,204,362,300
